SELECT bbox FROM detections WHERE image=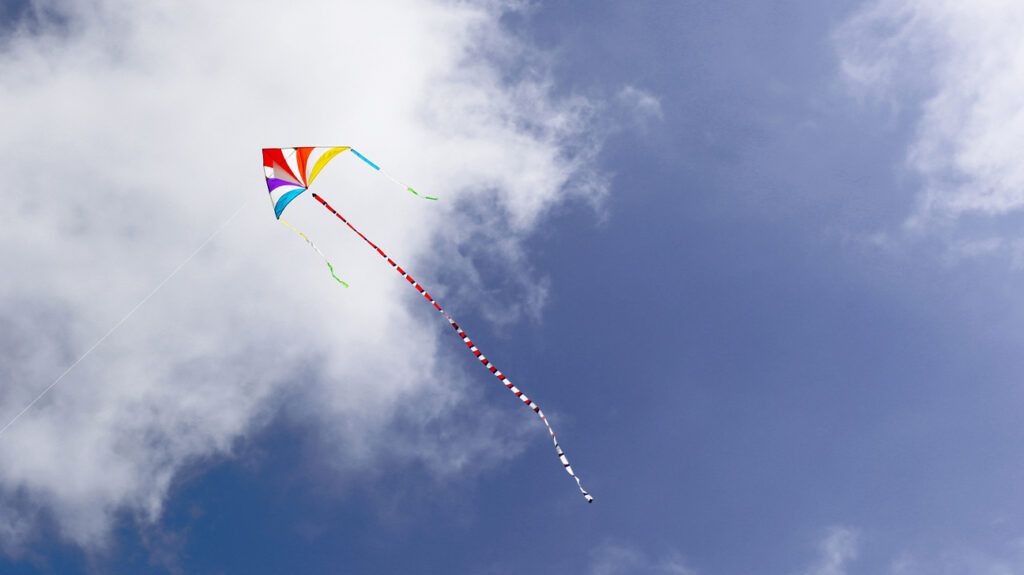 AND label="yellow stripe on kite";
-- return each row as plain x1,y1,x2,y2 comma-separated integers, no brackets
307,147,351,188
